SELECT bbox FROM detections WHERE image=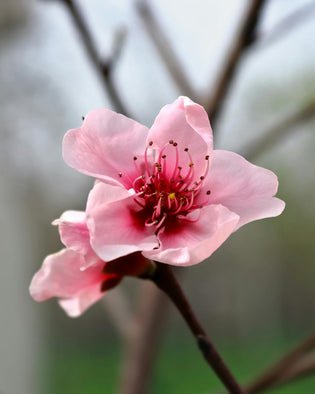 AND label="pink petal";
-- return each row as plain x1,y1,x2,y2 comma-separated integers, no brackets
58,283,107,317
147,96,213,180
53,210,99,269
53,210,90,254
86,182,159,262
58,276,121,318
207,150,285,229
29,248,106,302
63,109,149,188
143,204,239,266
